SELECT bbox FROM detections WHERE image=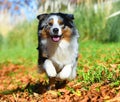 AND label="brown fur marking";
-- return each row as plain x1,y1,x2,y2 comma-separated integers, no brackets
48,19,54,26
62,26,72,42
41,28,50,38
58,19,63,25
